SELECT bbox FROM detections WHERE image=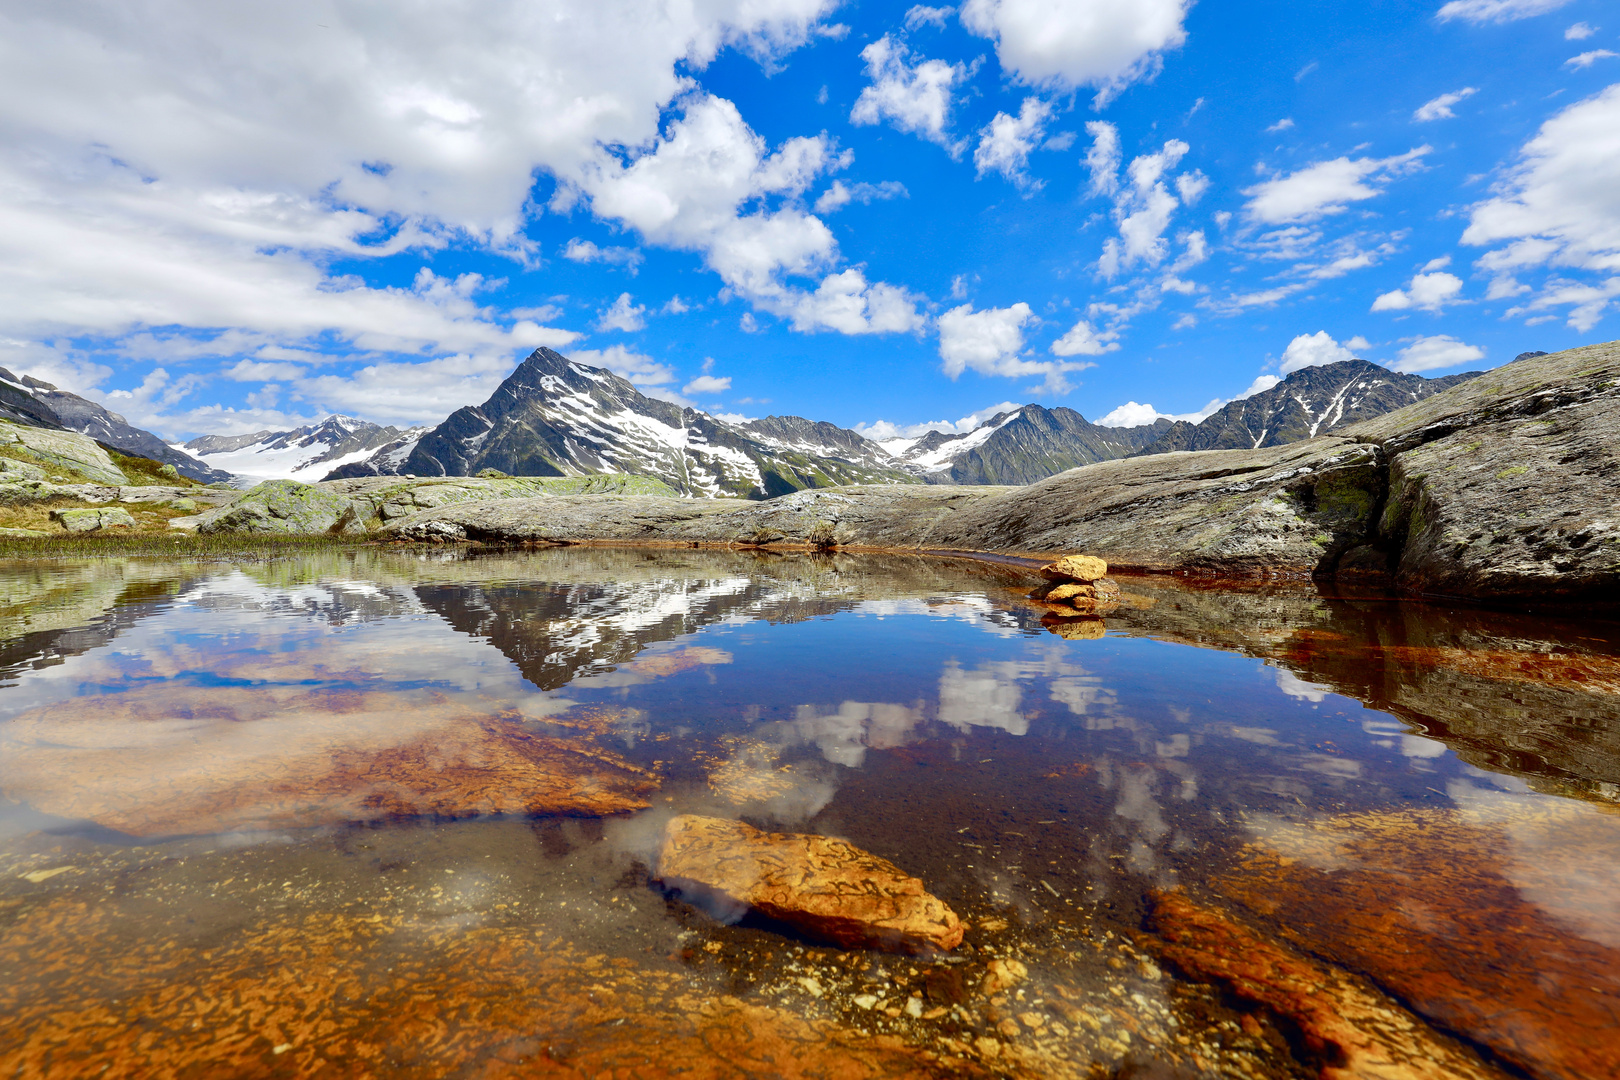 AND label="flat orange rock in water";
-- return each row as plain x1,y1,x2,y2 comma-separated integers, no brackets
656,814,964,953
